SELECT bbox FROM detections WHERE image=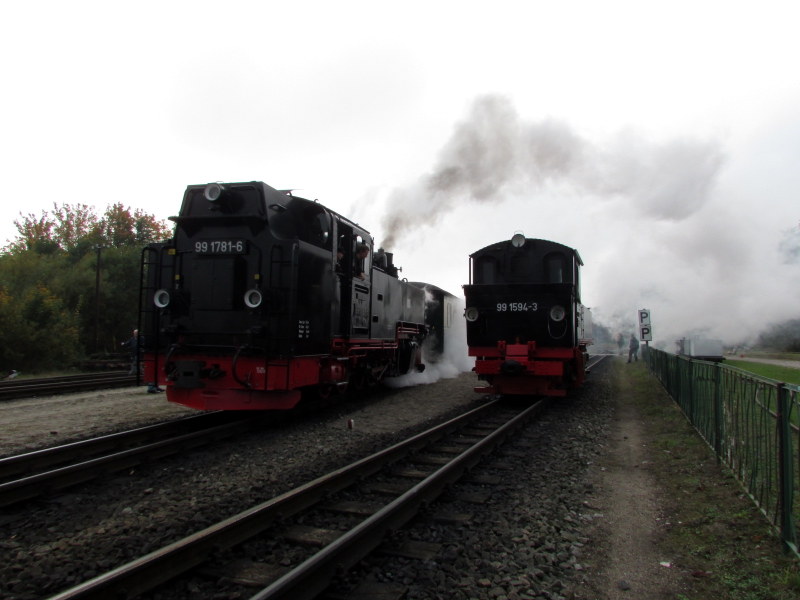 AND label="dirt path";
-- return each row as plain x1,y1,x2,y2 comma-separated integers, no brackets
571,366,685,600
590,400,683,598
